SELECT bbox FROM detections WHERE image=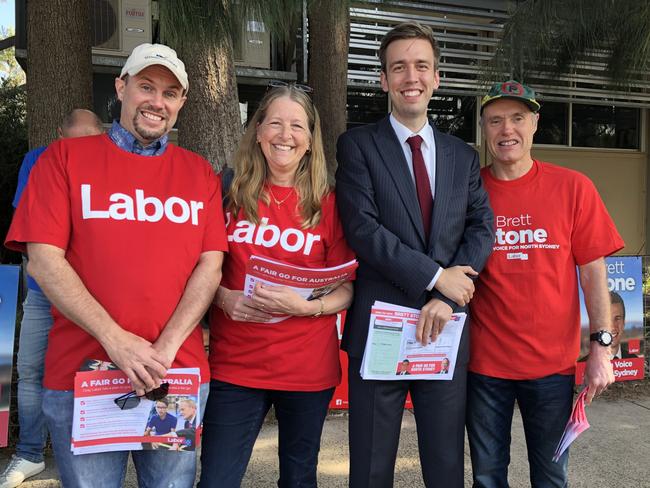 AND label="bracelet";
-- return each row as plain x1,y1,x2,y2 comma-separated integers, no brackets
313,298,325,318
